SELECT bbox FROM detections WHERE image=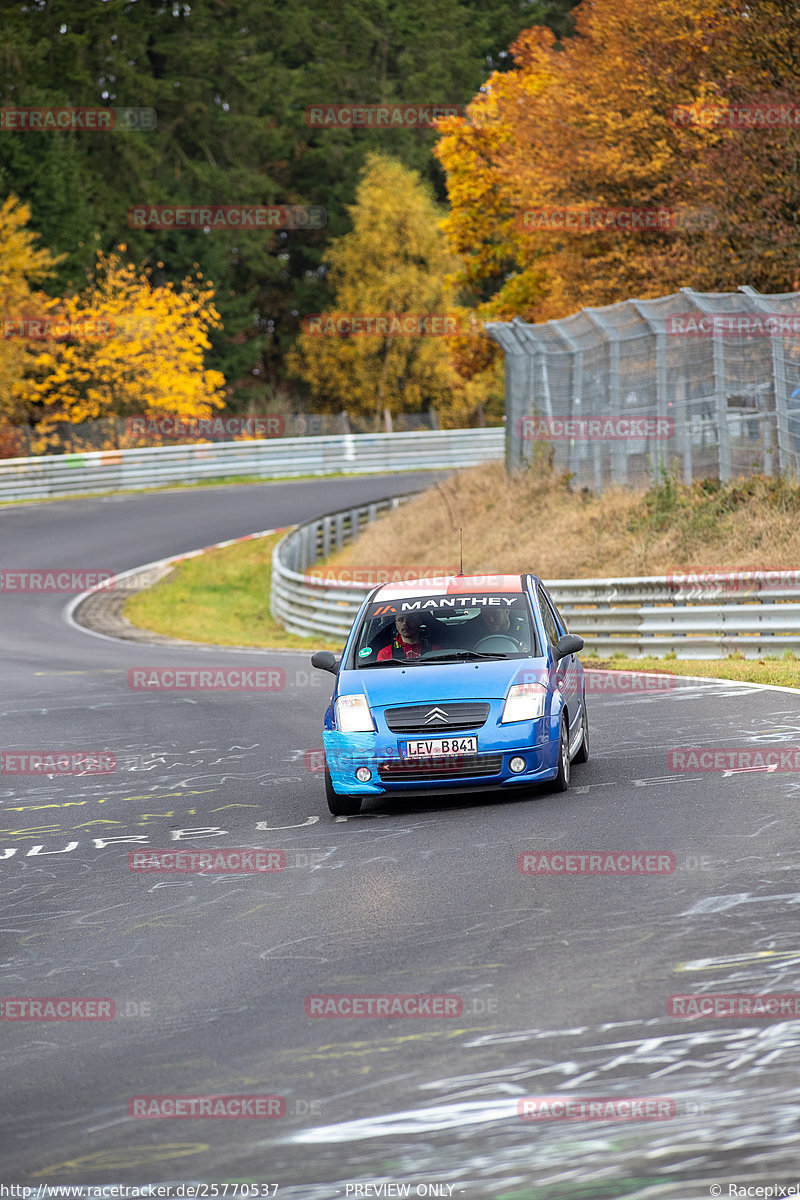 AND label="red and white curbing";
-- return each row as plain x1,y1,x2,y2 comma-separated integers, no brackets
63,526,291,648
62,532,800,691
